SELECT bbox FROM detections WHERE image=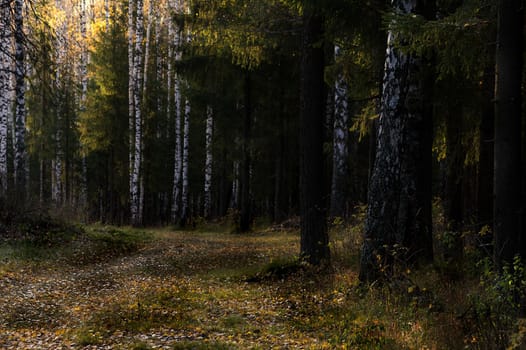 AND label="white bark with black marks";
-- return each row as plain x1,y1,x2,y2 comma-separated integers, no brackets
130,0,144,225
0,2,12,196
359,0,434,282
53,0,67,206
330,44,350,219
128,0,135,207
14,0,26,200
180,98,190,224
204,106,213,218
